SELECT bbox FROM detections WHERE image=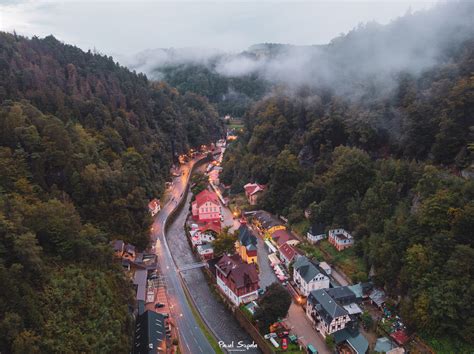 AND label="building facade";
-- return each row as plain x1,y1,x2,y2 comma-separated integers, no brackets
216,254,260,306
192,190,221,222
328,228,354,251
293,256,330,296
